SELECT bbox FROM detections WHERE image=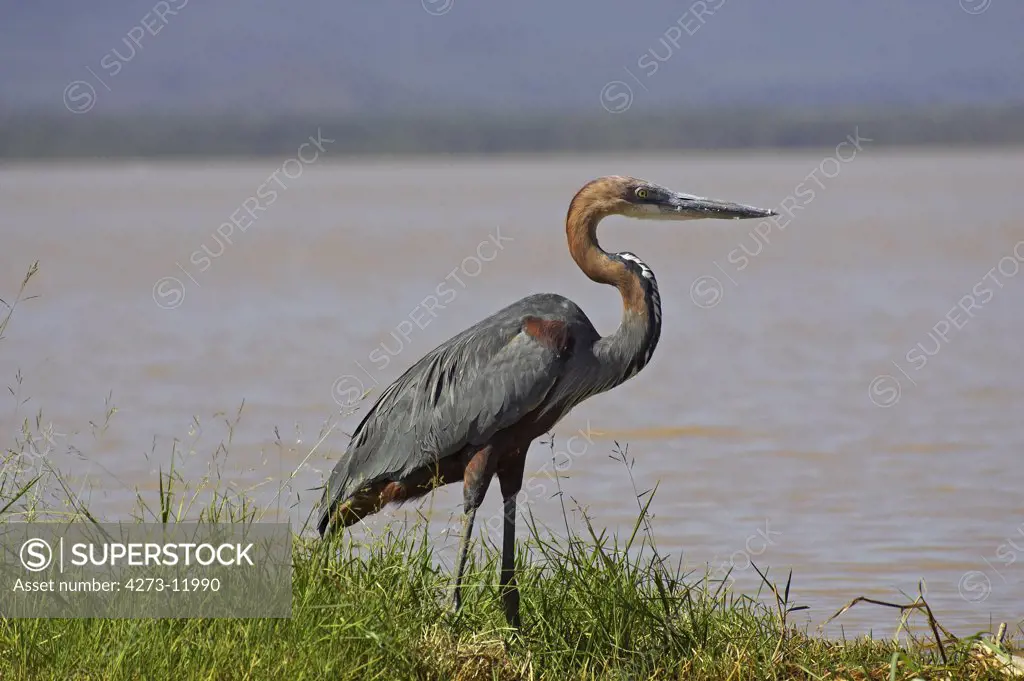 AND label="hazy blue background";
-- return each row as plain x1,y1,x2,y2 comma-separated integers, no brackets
2,1,1021,115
